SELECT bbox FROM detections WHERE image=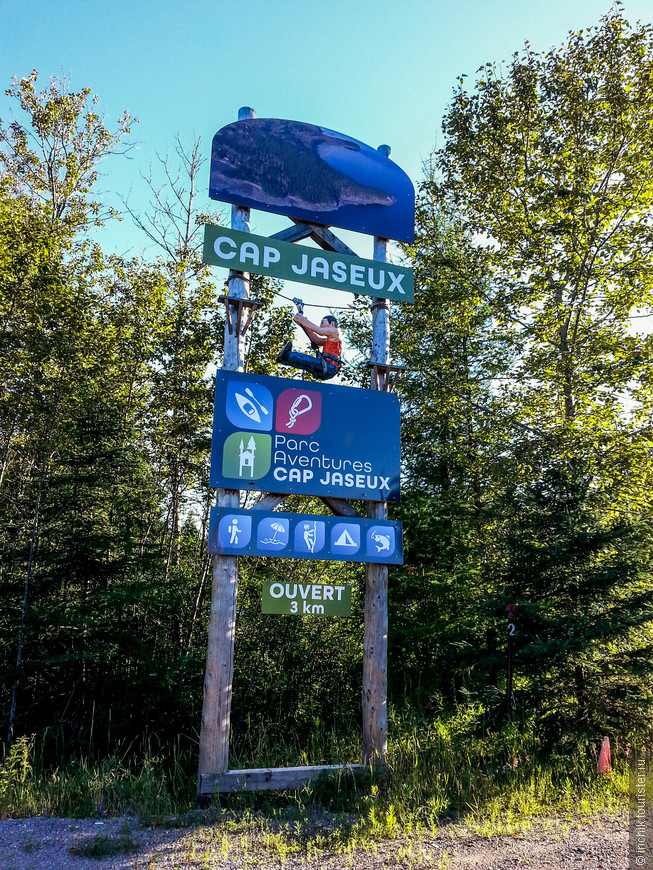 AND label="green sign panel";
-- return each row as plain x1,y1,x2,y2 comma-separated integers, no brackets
262,581,351,616
203,224,414,303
